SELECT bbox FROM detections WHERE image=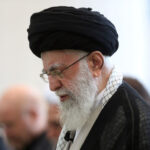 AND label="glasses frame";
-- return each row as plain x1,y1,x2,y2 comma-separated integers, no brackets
40,53,90,82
